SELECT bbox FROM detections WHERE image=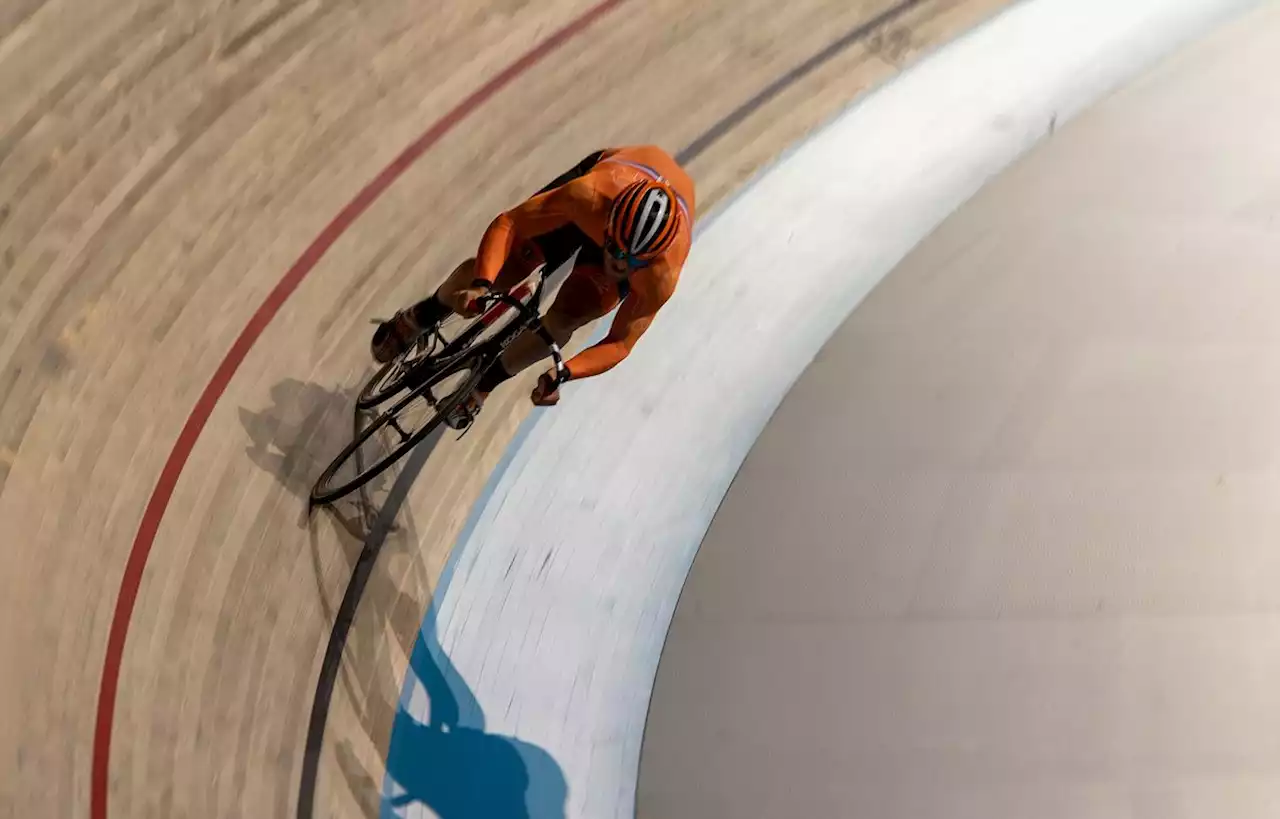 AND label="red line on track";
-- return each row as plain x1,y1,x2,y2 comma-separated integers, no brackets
89,2,625,815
